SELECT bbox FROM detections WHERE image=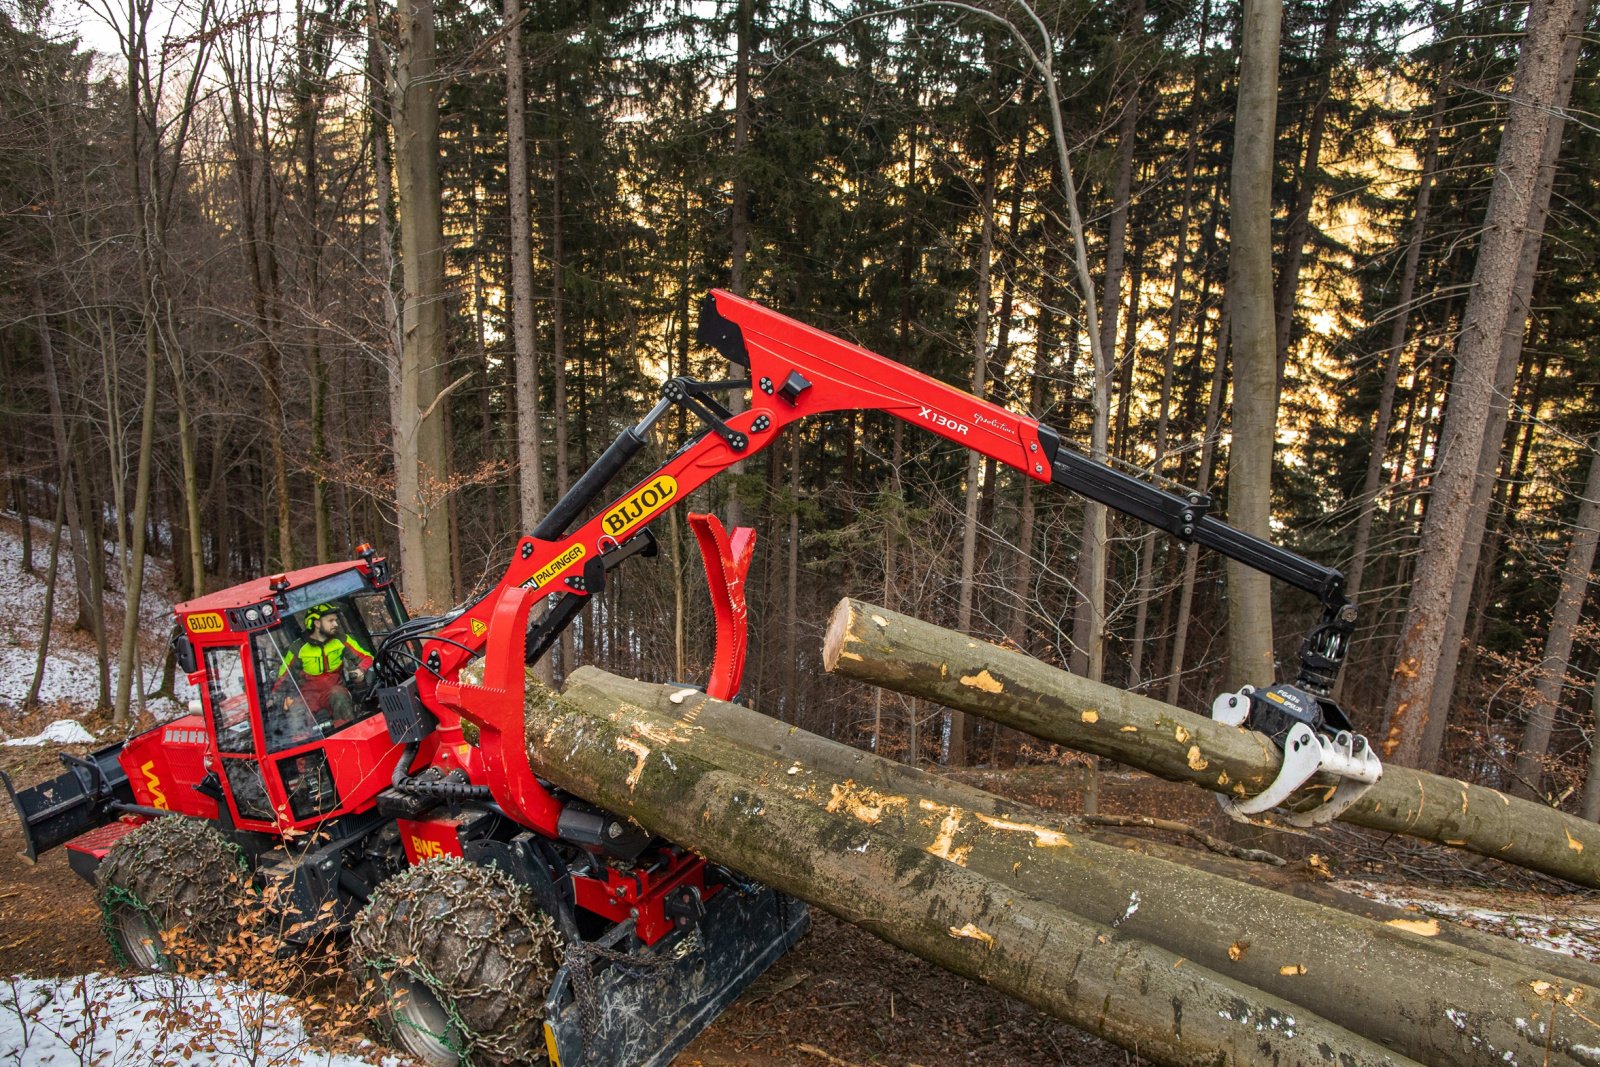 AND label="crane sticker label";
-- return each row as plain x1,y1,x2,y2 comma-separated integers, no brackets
601,476,678,538
140,761,169,809
919,407,970,436
396,817,464,864
186,612,225,634
523,544,587,590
